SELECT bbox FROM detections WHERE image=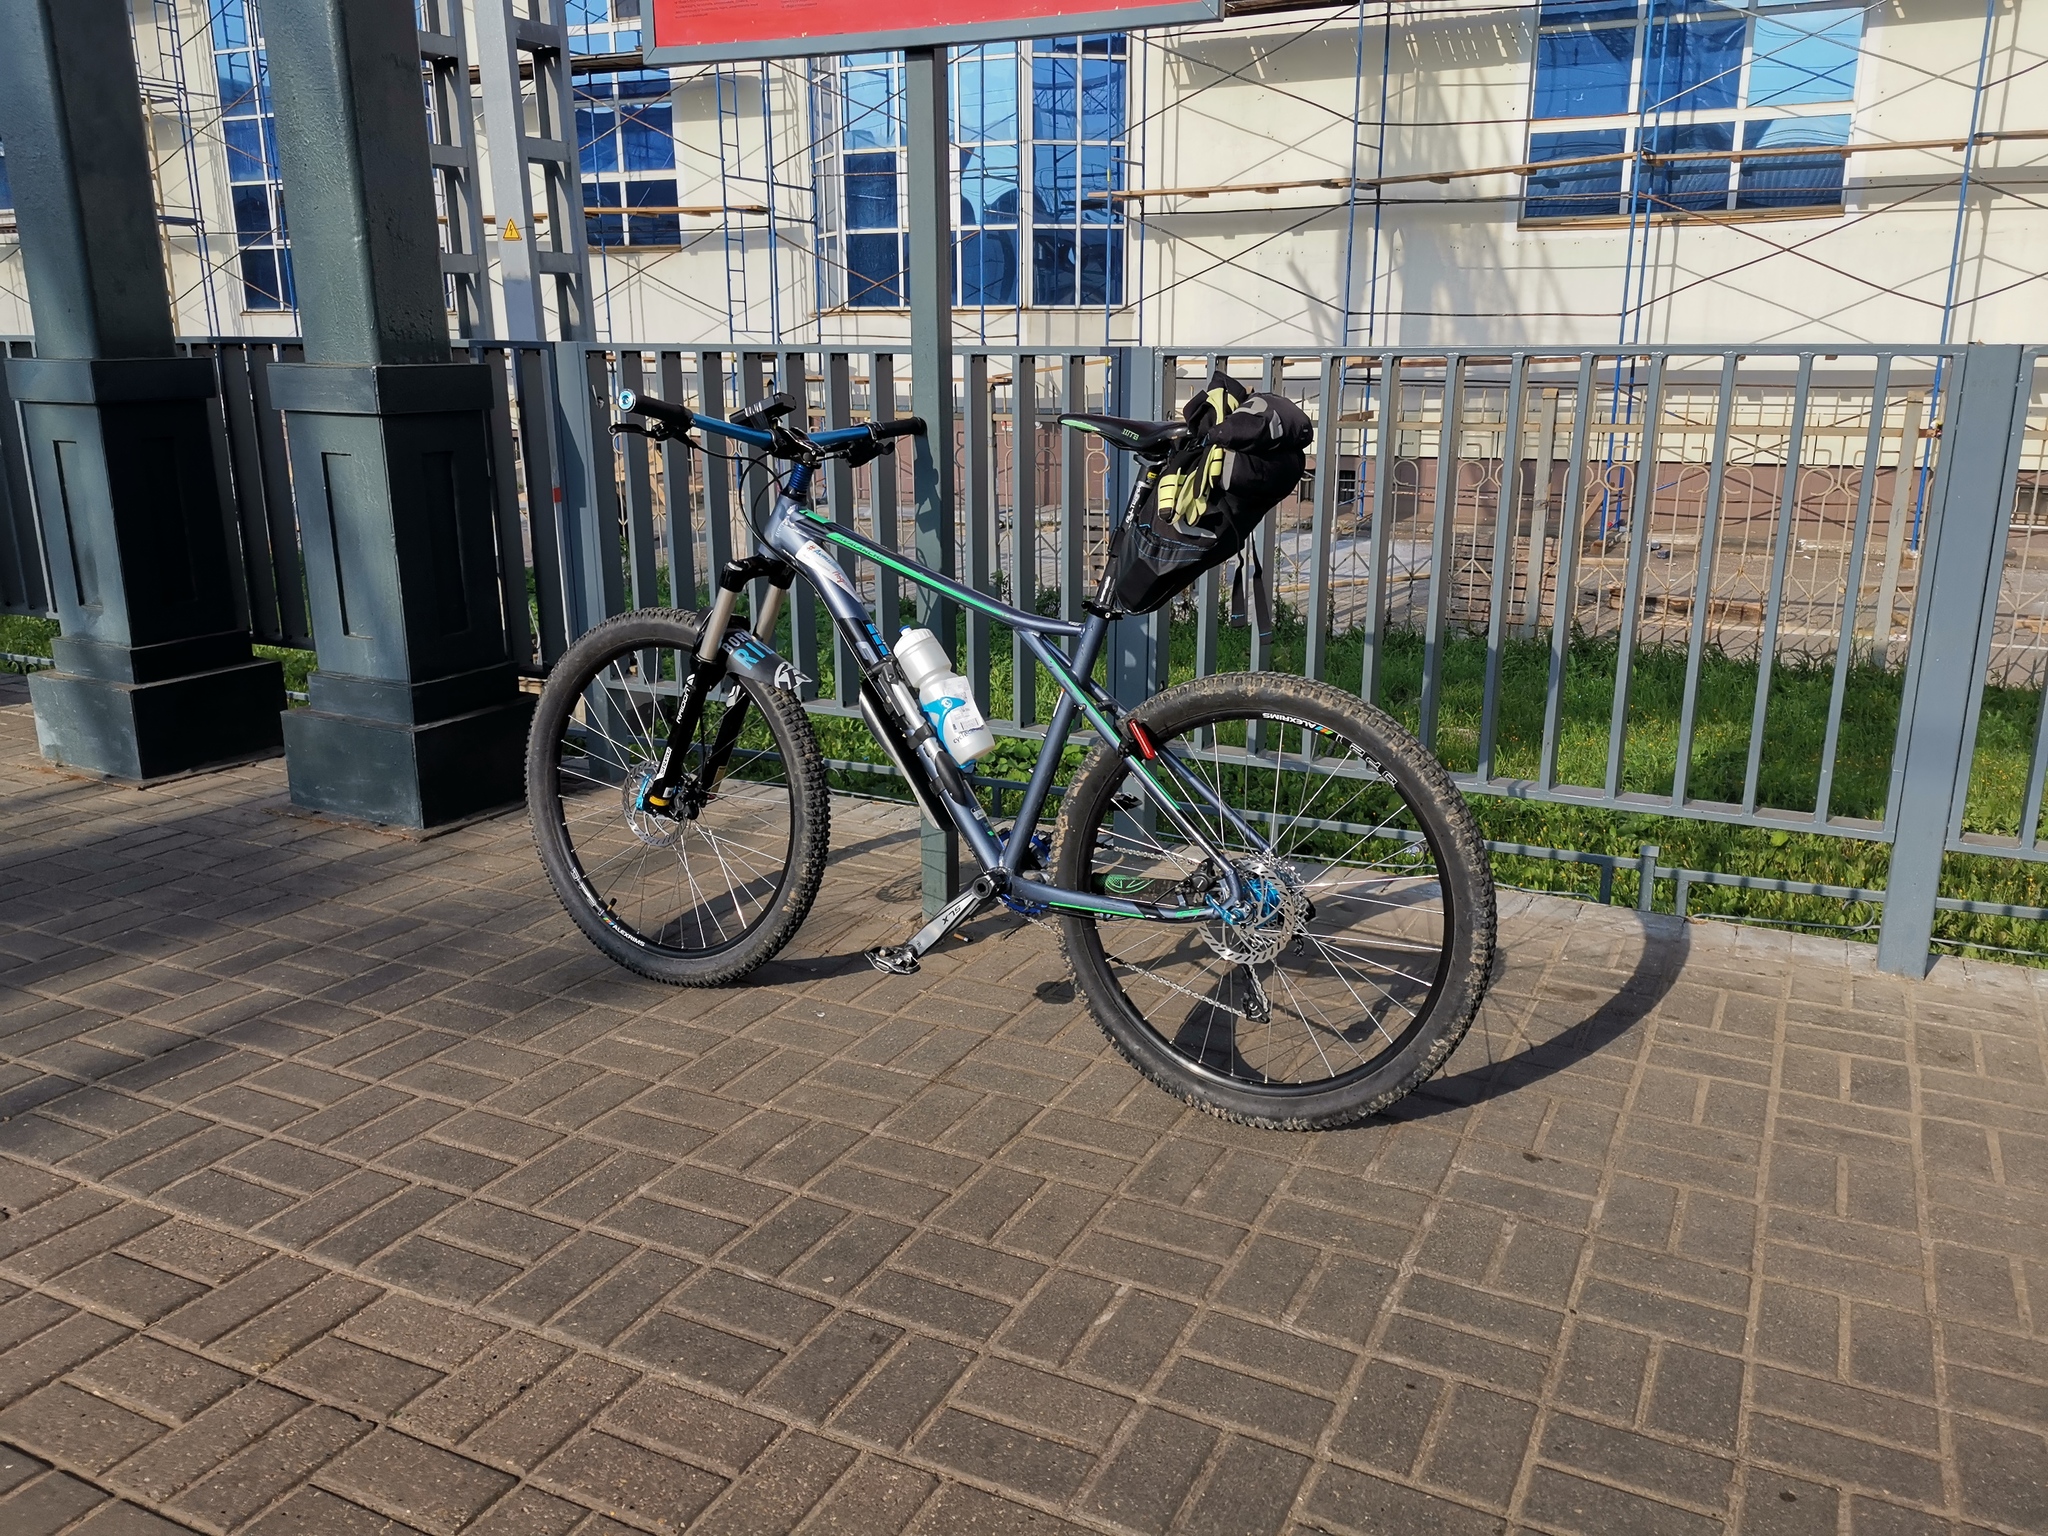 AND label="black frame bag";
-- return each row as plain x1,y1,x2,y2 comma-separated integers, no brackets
1110,371,1312,619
